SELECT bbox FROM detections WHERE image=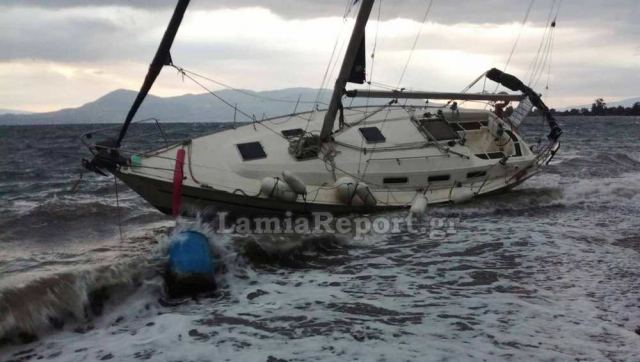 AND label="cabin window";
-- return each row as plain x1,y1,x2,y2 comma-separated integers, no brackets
505,130,523,157
281,128,304,138
383,177,408,184
236,141,267,161
459,122,483,130
467,170,487,179
475,153,489,160
359,127,386,143
419,119,459,141
428,174,450,182
513,142,522,157
487,151,505,159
